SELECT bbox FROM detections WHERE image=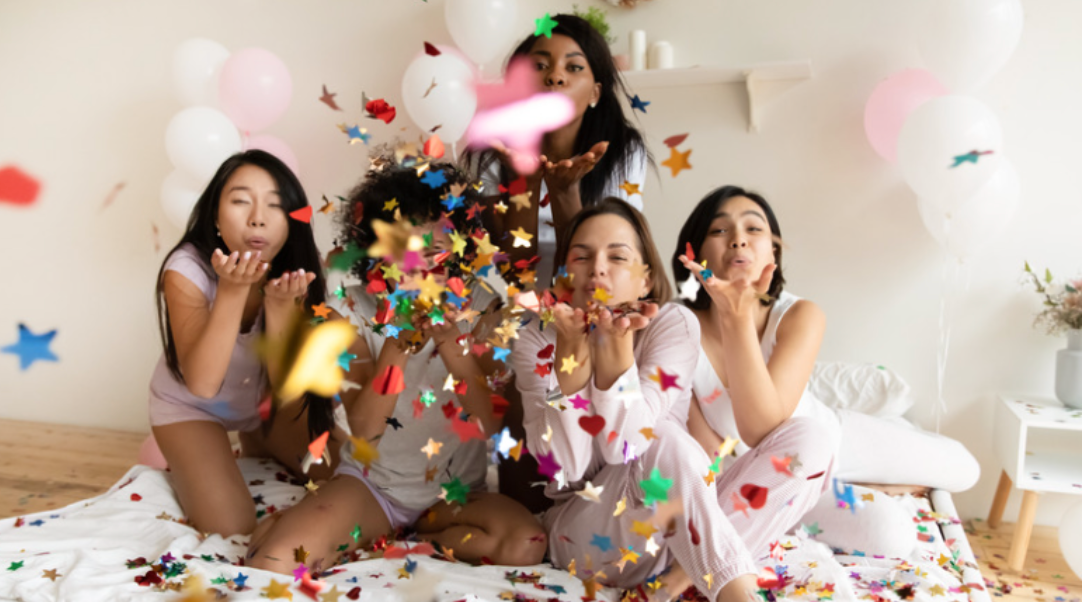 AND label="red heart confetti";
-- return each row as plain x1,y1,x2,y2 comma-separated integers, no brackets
424,42,441,56
664,133,689,148
688,518,701,545
130,493,142,501
578,414,606,436
740,483,768,509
